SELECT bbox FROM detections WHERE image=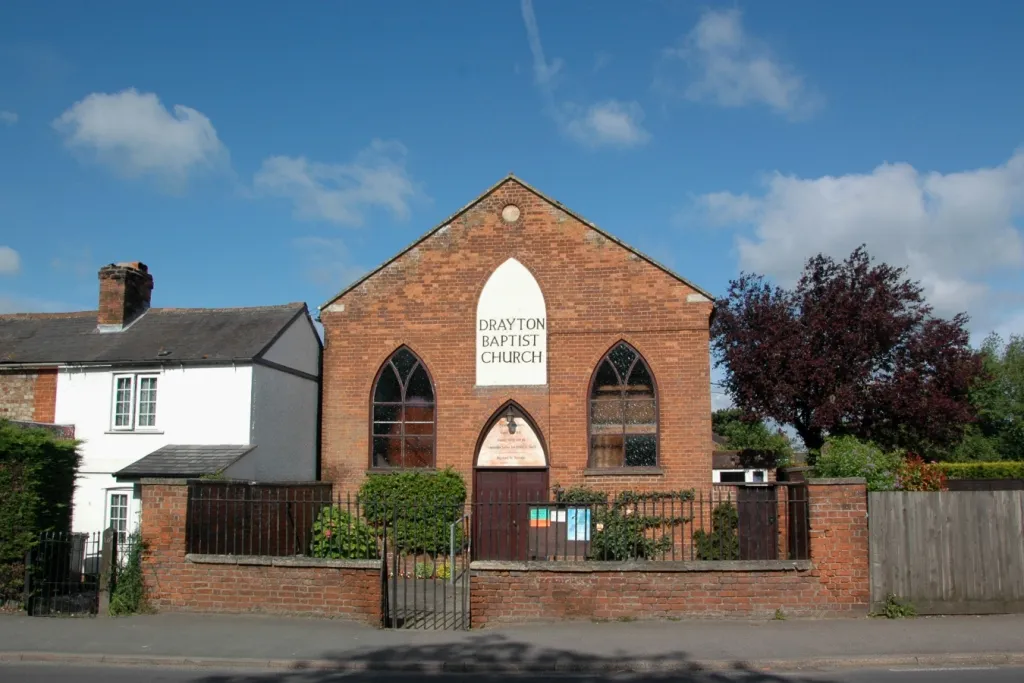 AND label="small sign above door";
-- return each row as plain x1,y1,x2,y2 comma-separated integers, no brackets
477,412,546,468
